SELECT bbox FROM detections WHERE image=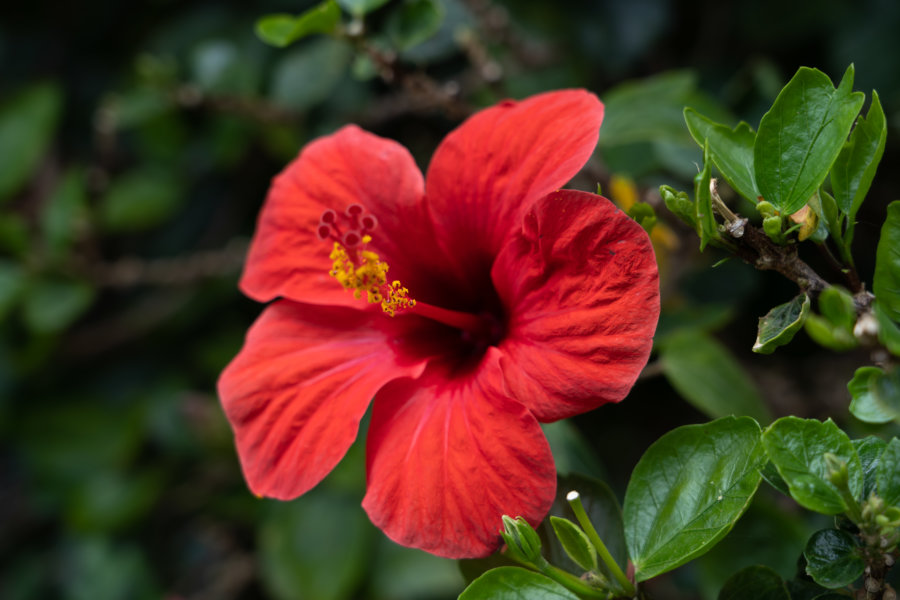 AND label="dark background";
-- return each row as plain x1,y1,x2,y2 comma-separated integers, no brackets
1,1,898,598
